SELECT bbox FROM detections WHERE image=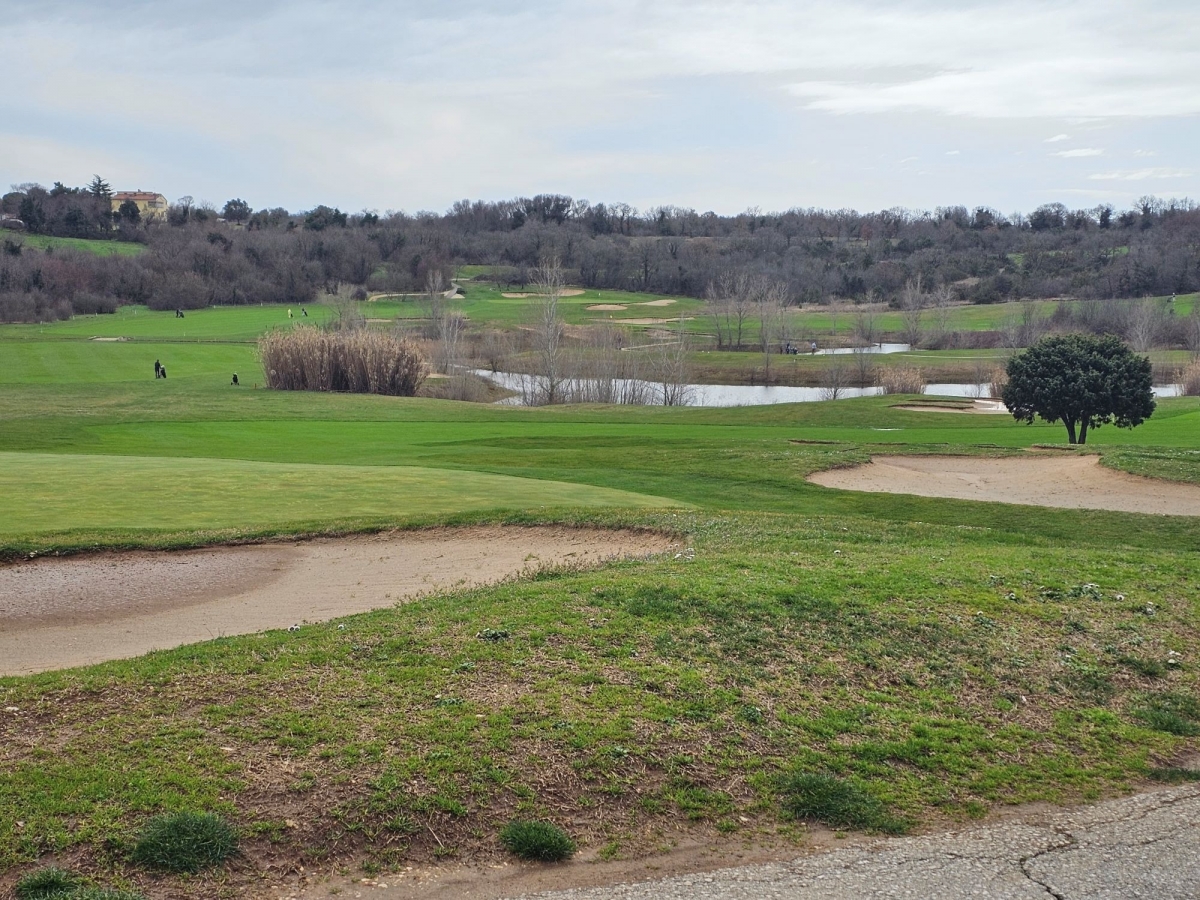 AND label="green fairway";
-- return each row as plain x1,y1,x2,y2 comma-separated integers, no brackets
0,452,679,540
0,303,1198,895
